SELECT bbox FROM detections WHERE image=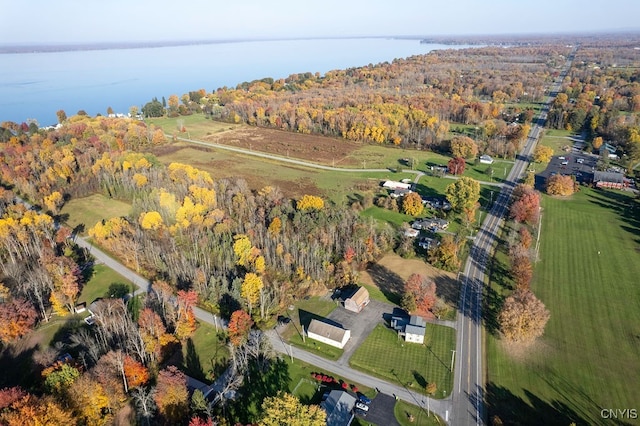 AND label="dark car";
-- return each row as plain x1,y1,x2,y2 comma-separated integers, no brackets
277,315,291,325
358,394,372,405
